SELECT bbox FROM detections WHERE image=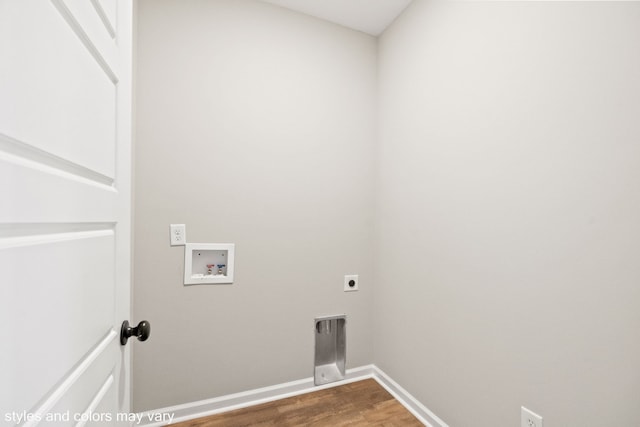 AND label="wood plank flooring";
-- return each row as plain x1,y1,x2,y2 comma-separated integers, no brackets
171,379,423,427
